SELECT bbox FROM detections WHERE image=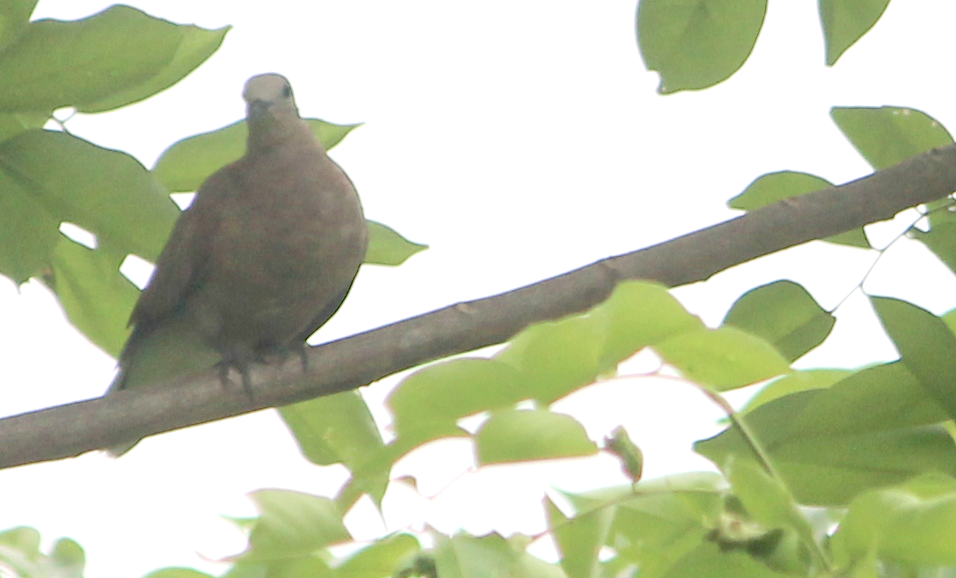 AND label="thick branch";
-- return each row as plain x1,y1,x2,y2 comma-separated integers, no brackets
4,145,956,468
